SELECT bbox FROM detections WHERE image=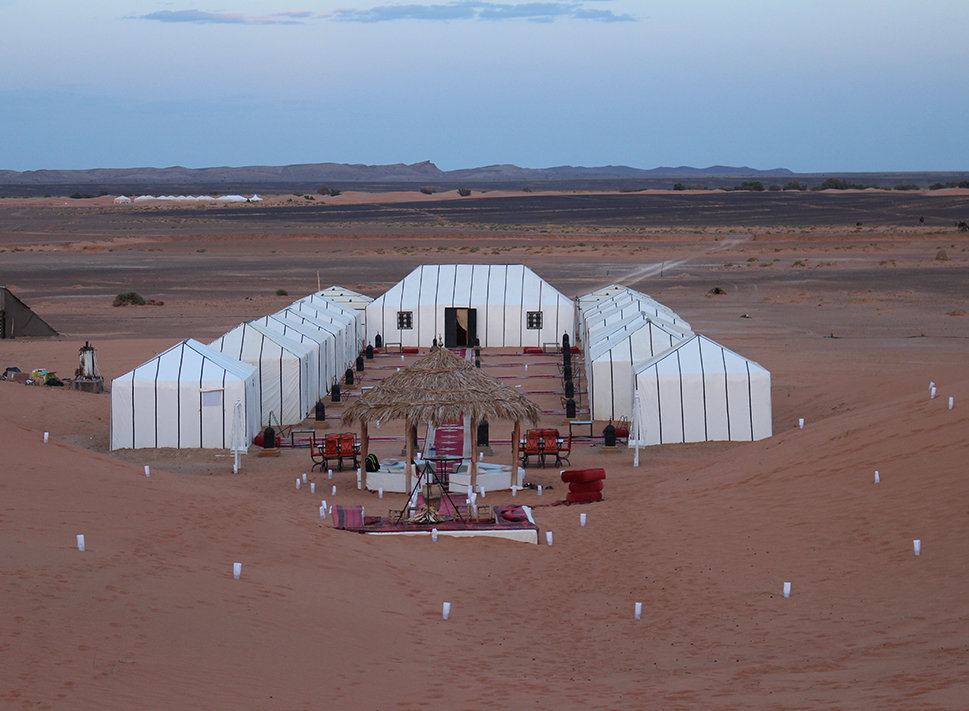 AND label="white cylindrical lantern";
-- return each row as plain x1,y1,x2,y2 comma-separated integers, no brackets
634,601,642,620
431,528,438,542
43,431,49,444
331,484,337,496
296,478,301,490
913,539,921,556
511,486,517,497
546,531,553,546
930,386,936,399
327,469,333,479
319,505,326,519
233,562,242,579
302,472,308,484
442,601,451,620
949,396,954,410
874,470,880,483
356,469,362,489
798,418,804,429
580,513,587,527
310,482,316,494
76,534,85,552
783,581,791,598
144,465,151,478
378,487,384,499
537,485,543,496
